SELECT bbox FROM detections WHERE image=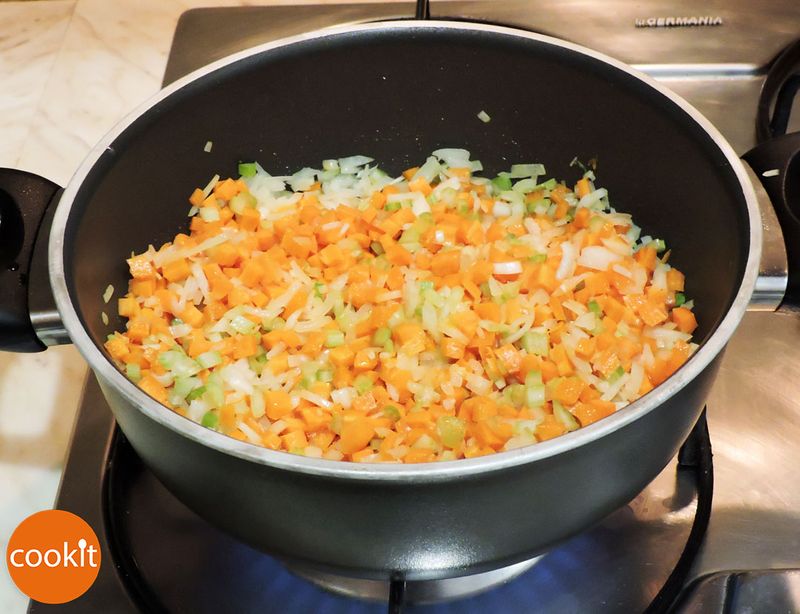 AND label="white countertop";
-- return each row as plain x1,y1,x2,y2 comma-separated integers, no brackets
0,1,410,610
